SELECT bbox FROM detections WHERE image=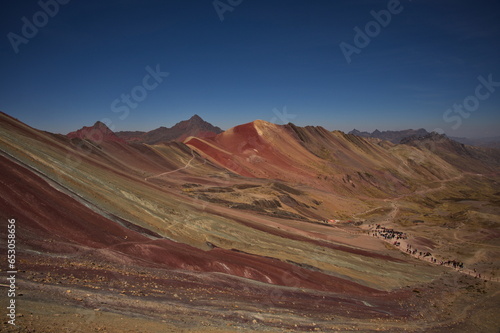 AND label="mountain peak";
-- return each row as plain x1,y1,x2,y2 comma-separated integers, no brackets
93,120,107,127
115,115,223,144
92,121,112,131
189,114,203,122
67,121,125,143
